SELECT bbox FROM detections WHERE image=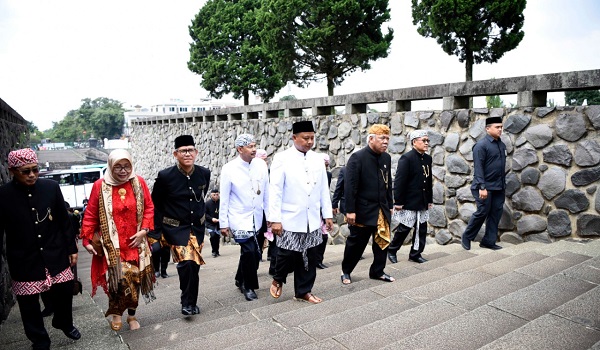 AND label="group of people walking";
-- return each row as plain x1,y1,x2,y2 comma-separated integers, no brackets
0,117,506,349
